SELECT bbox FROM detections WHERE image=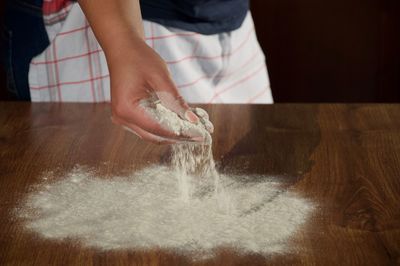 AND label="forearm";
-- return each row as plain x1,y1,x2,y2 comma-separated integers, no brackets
78,0,145,66
78,0,200,143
